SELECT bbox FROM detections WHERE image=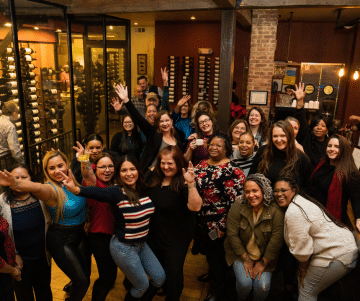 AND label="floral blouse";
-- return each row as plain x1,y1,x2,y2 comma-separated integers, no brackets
194,160,245,232
0,216,15,269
